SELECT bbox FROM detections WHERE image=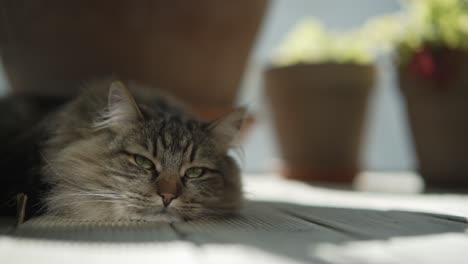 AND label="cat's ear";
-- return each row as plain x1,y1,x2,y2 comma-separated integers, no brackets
94,81,143,131
107,81,143,120
207,107,246,149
